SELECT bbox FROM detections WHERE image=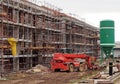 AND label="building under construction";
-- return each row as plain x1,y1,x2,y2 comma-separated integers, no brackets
0,0,99,75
